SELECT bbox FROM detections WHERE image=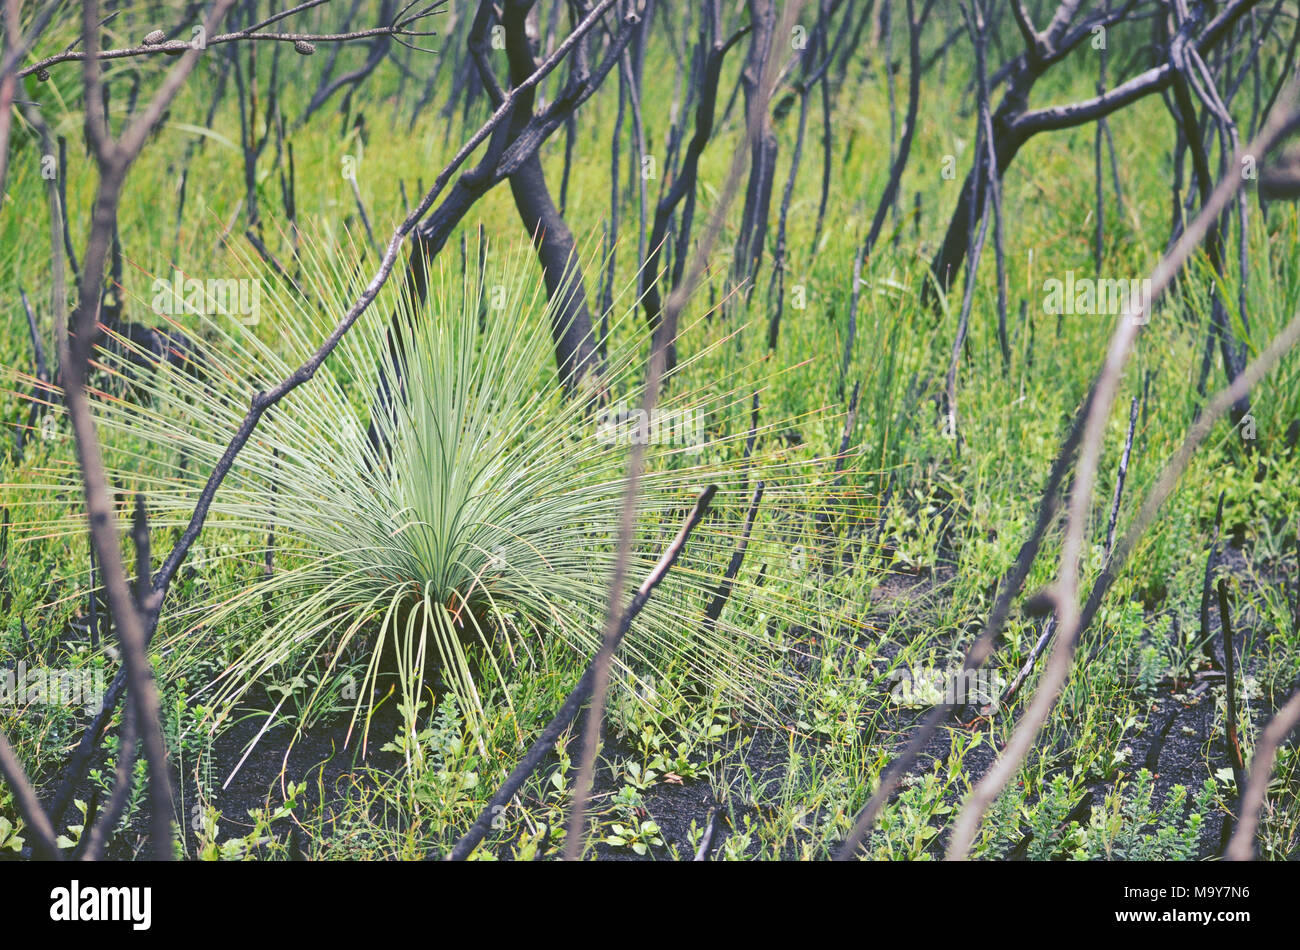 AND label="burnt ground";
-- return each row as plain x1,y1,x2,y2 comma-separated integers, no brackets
22,540,1292,861
579,544,1283,860
22,690,407,861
